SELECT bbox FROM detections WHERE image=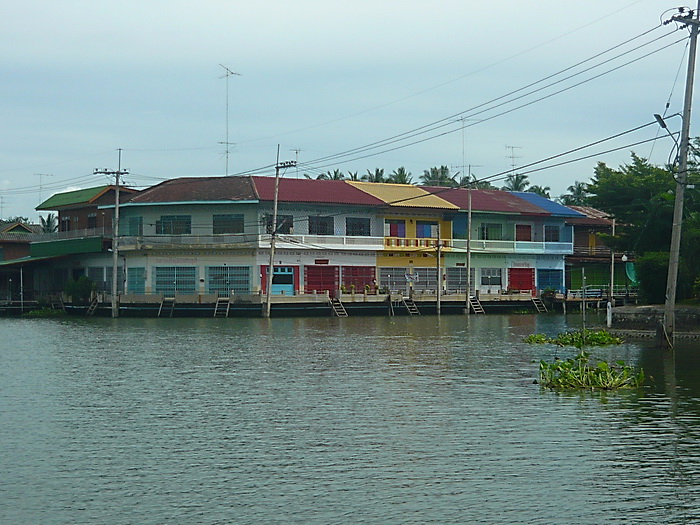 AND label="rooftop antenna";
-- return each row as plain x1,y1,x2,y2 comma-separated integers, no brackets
290,148,302,178
35,173,53,204
505,145,522,175
219,64,241,176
